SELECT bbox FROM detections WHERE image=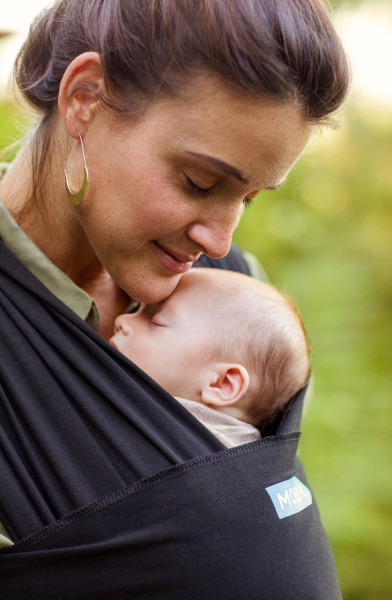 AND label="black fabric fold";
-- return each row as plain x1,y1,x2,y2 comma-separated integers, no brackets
0,436,342,600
